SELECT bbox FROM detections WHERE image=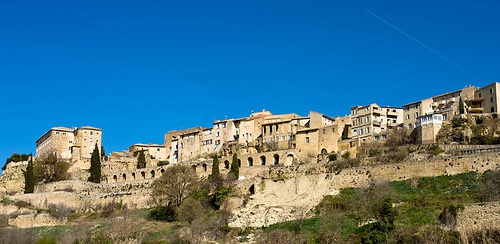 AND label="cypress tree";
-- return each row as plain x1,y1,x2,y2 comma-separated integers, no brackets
23,154,35,193
229,153,239,180
137,150,146,169
89,143,101,183
211,154,220,177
